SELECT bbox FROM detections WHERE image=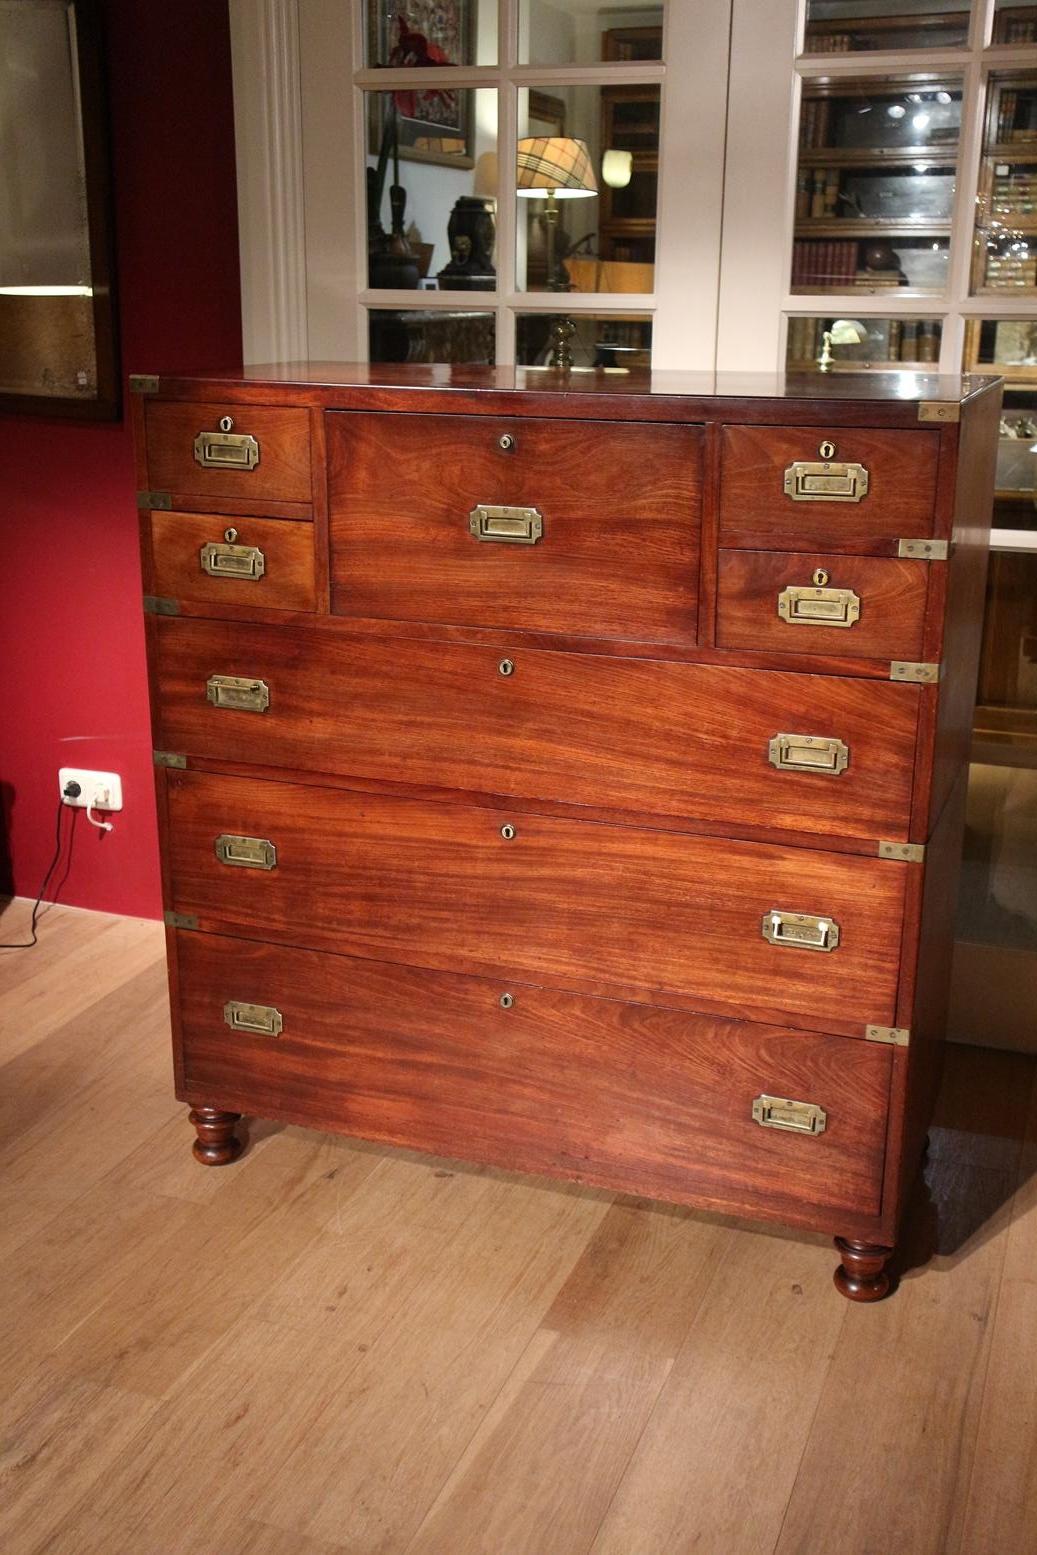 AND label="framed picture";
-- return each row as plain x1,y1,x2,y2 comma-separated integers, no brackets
367,1,475,169
0,0,119,420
